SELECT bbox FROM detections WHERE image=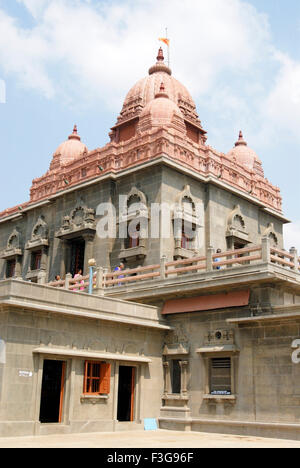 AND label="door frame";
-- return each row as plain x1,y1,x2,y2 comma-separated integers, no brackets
116,364,137,422
38,357,67,424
